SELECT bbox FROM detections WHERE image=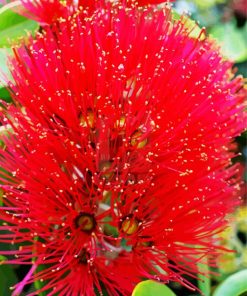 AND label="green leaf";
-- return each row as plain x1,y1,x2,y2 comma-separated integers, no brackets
132,280,176,296
0,257,18,296
0,87,12,102
0,19,38,47
0,7,28,31
210,22,247,63
0,7,38,47
213,269,247,296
